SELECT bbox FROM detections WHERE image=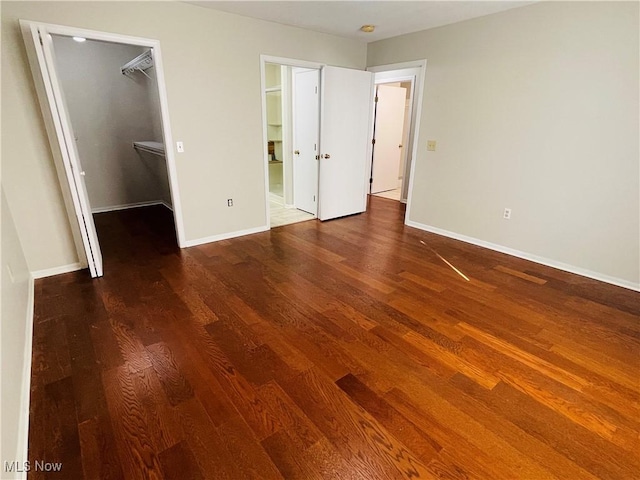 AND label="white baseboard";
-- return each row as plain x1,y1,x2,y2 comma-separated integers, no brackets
31,262,84,279
183,225,269,248
16,276,35,477
405,220,640,292
269,193,284,205
91,200,172,214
